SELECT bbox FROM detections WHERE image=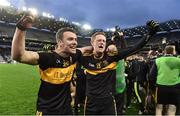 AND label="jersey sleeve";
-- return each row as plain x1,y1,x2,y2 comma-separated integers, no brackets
115,34,151,61
38,52,51,70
